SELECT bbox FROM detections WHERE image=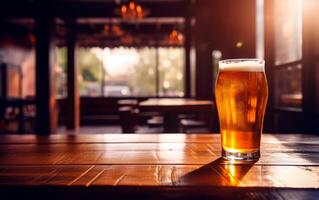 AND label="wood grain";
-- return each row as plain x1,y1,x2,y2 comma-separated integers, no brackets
0,133,318,199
